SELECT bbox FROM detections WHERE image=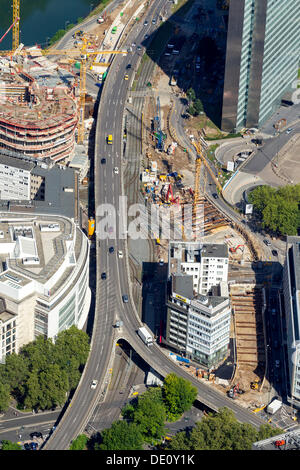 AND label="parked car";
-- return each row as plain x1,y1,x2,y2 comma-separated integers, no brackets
212,193,218,199
275,360,280,368
264,239,271,246
286,128,293,134
272,249,278,256
24,443,31,450
30,442,38,450
30,432,42,439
